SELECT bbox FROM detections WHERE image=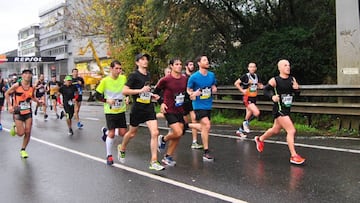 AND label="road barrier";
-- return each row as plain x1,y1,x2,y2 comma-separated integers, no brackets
213,85,360,130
